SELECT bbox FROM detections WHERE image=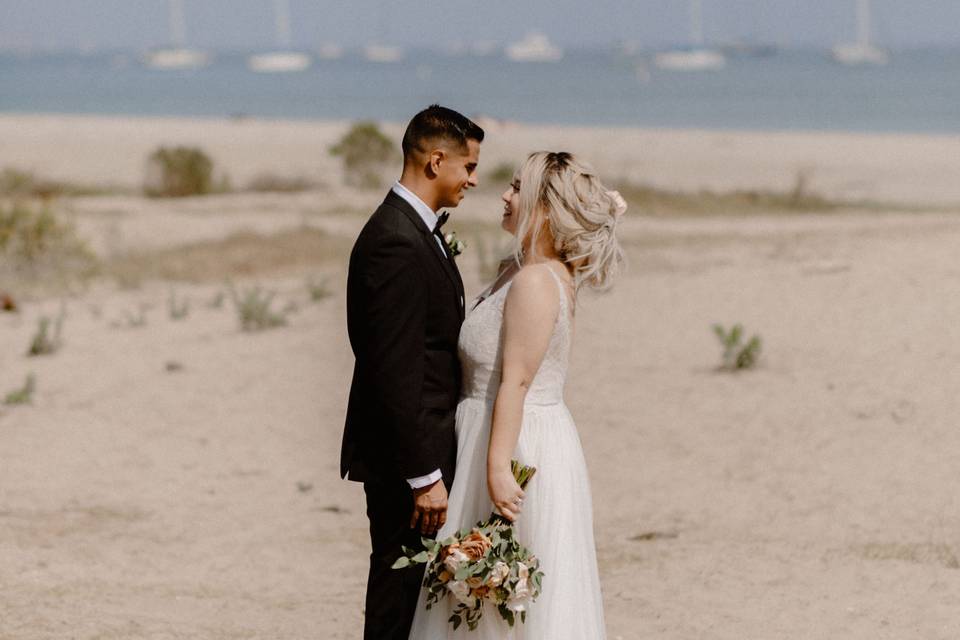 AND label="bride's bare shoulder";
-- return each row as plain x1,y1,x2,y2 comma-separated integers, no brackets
504,264,562,310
